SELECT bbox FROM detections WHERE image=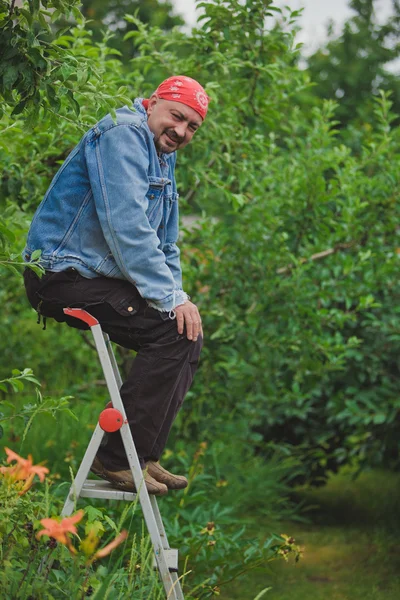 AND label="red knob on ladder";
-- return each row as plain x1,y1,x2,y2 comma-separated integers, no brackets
99,407,124,432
